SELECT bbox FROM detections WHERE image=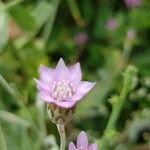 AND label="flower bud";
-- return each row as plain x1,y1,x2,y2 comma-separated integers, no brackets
47,103,76,125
